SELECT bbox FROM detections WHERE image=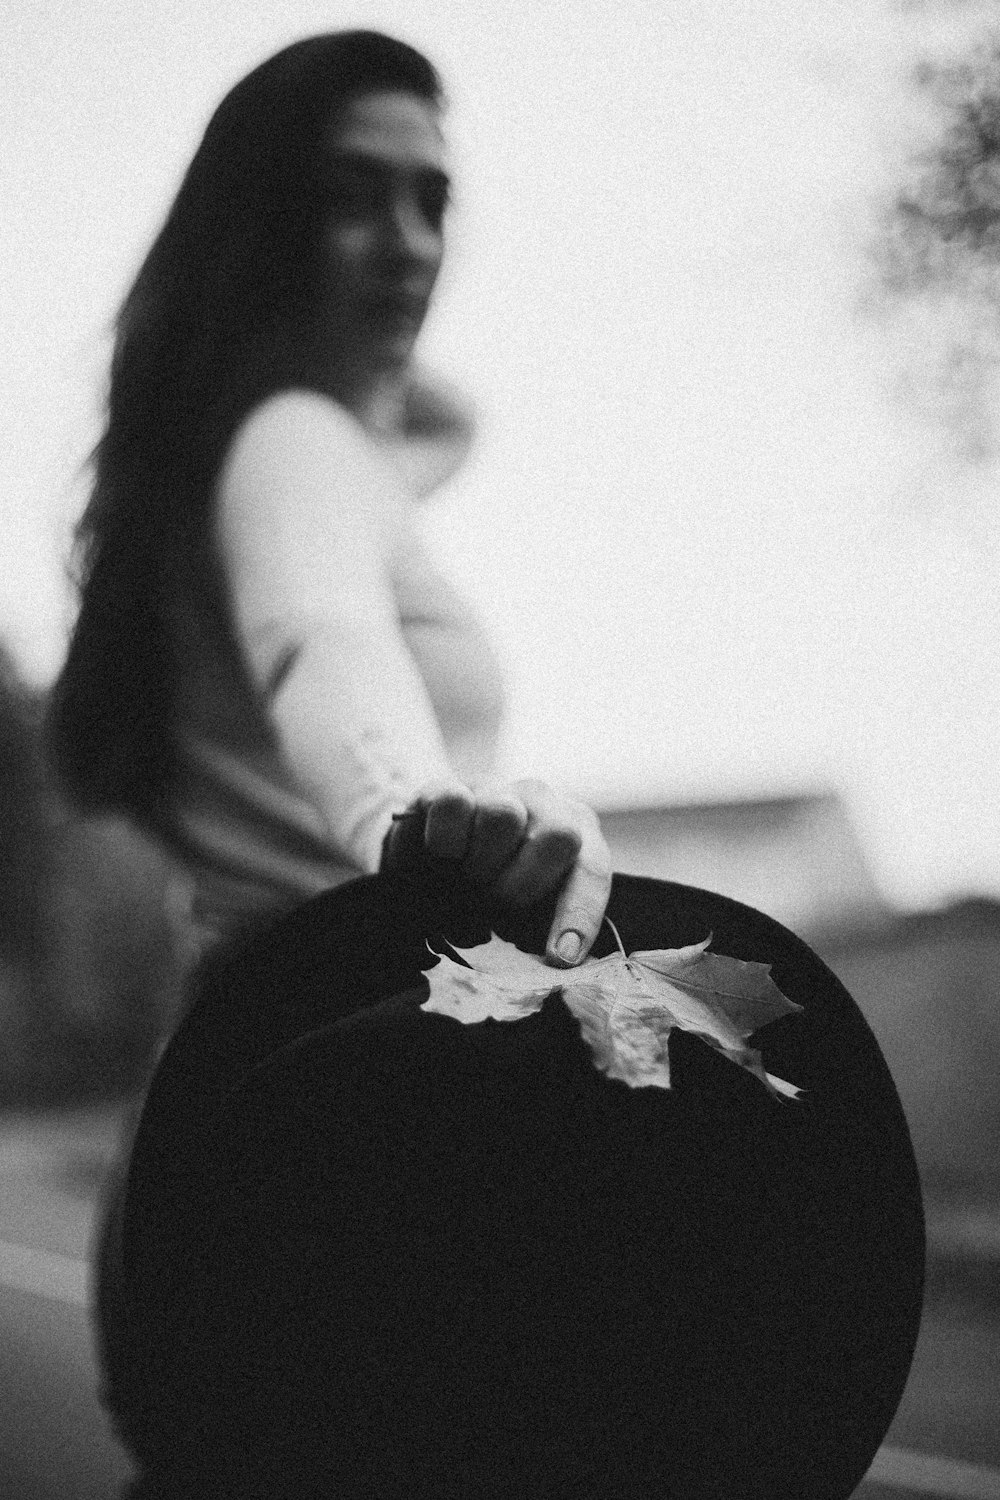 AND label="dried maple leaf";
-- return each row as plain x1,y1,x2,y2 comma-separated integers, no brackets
420,919,803,1099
